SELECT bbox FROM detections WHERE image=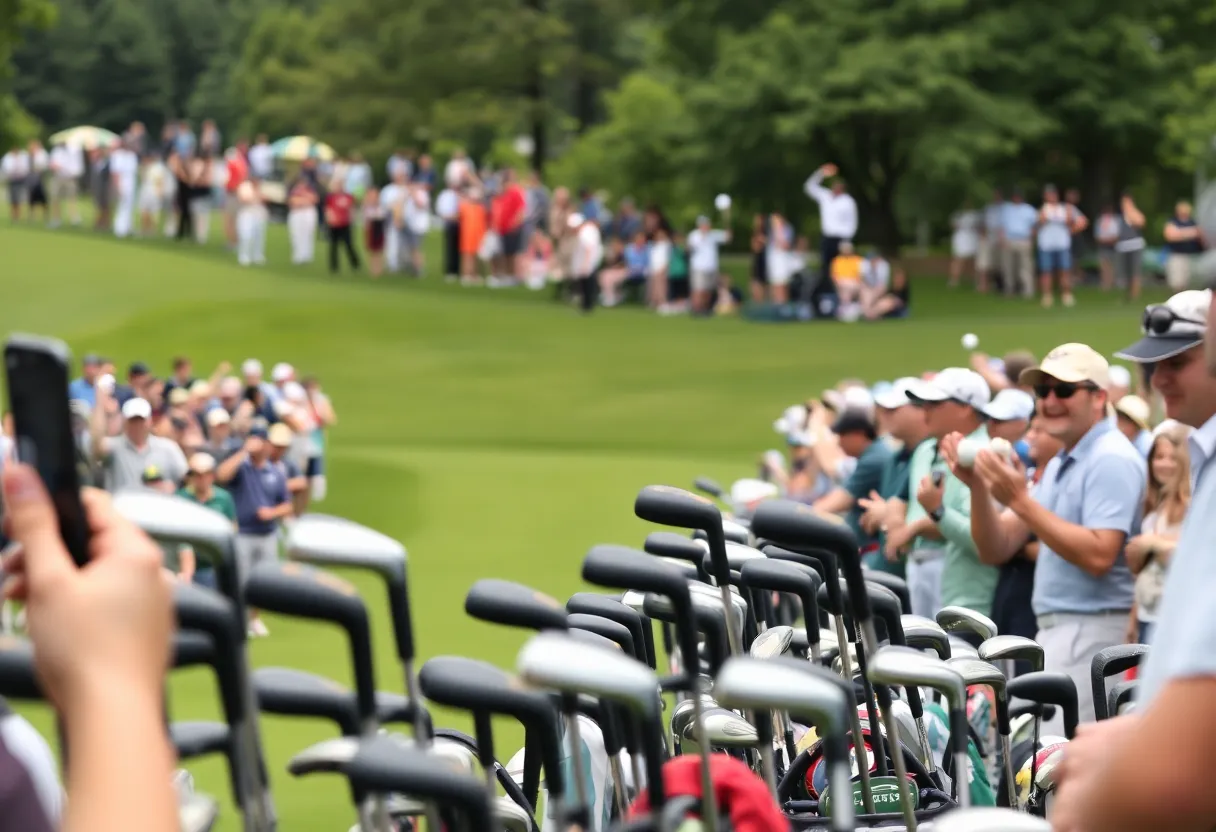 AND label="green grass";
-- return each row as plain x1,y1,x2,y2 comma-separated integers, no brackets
0,211,1166,829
